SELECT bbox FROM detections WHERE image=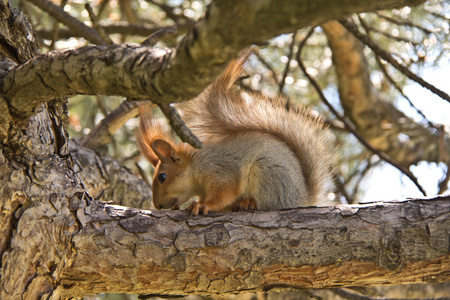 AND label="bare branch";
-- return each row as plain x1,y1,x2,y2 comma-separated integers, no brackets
252,48,280,87
358,15,420,45
357,15,438,130
47,0,68,51
1,45,173,118
36,22,193,41
147,0,195,24
25,0,106,45
158,102,203,148
5,0,427,119
84,3,113,45
279,31,298,94
80,101,139,149
296,28,427,196
376,12,433,35
141,26,178,47
339,18,450,104
322,20,447,168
